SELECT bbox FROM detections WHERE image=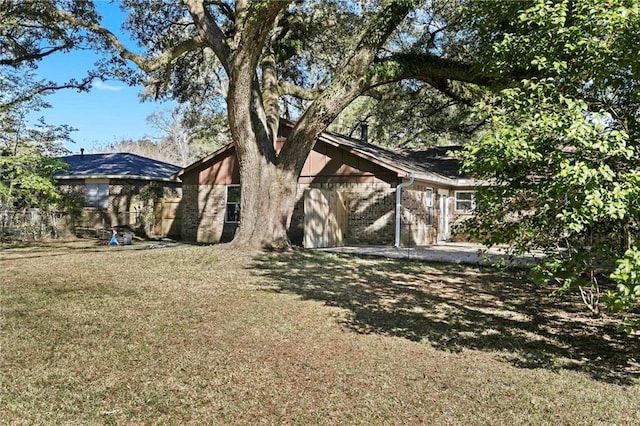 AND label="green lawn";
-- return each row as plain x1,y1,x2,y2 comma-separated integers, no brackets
1,241,639,424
